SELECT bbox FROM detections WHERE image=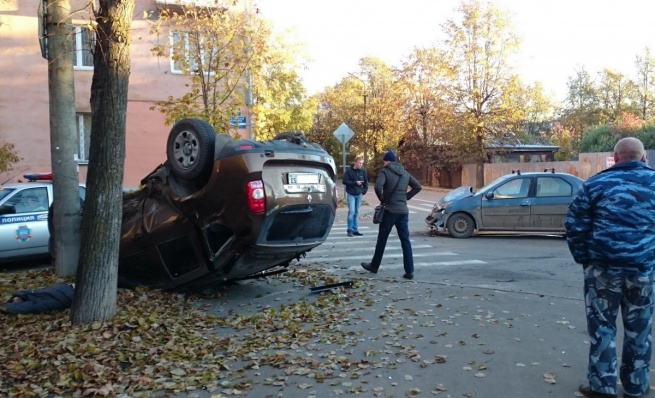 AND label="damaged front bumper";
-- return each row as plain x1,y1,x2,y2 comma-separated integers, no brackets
425,208,446,232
